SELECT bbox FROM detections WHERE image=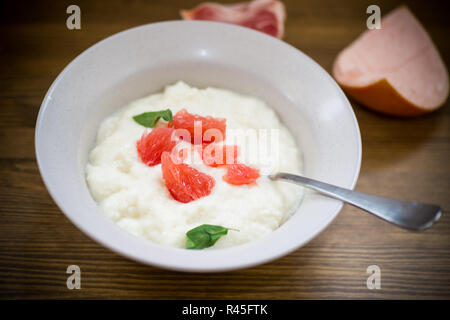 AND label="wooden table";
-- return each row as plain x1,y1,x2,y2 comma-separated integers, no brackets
1,0,449,299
